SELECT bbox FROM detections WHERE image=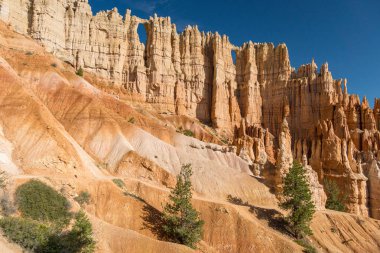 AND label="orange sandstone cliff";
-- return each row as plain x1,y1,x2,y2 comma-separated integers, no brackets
0,0,379,252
